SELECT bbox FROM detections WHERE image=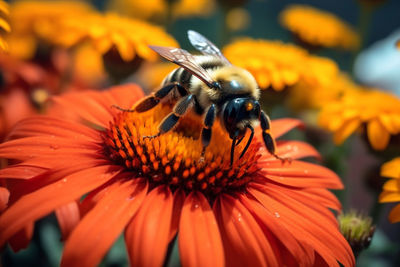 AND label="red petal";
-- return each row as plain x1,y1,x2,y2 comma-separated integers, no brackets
248,187,355,267
0,165,48,180
285,187,342,212
168,189,185,241
7,115,100,141
270,118,304,138
179,192,224,267
257,160,343,189
275,140,321,160
125,185,174,267
7,159,112,203
0,187,10,211
52,94,116,128
61,179,148,267
0,136,101,161
51,84,144,128
55,201,80,240
93,84,145,115
8,223,34,252
264,185,354,266
0,165,121,247
214,194,278,267
239,194,315,266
